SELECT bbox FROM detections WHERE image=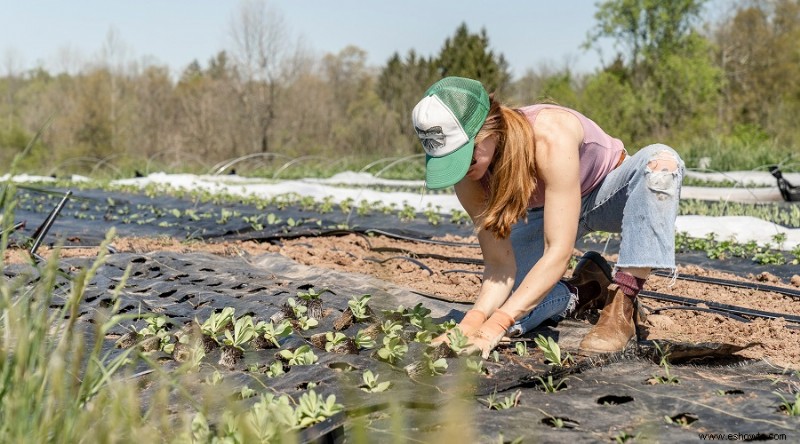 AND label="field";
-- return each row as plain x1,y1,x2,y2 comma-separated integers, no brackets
2,174,799,443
